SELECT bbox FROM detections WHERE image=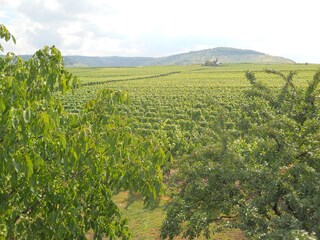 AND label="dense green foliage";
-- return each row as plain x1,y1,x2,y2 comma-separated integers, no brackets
0,24,167,239
161,69,320,239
